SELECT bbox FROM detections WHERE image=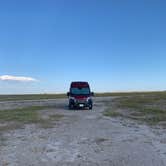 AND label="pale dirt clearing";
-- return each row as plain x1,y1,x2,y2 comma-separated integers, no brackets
0,97,166,166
